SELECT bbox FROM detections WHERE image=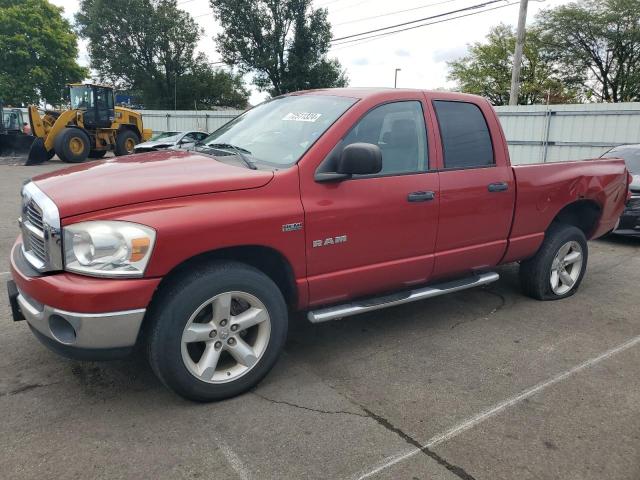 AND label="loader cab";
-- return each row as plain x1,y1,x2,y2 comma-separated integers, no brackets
69,84,115,129
1,102,24,134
